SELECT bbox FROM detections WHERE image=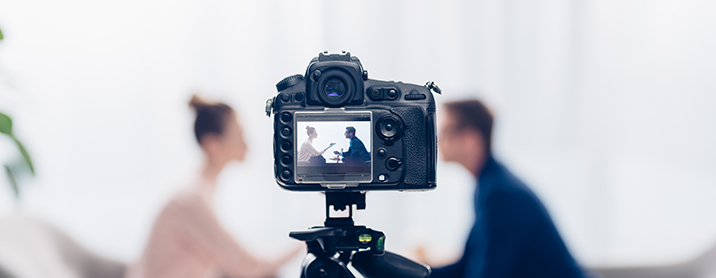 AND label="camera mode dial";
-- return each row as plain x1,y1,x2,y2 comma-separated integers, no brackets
276,74,304,92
